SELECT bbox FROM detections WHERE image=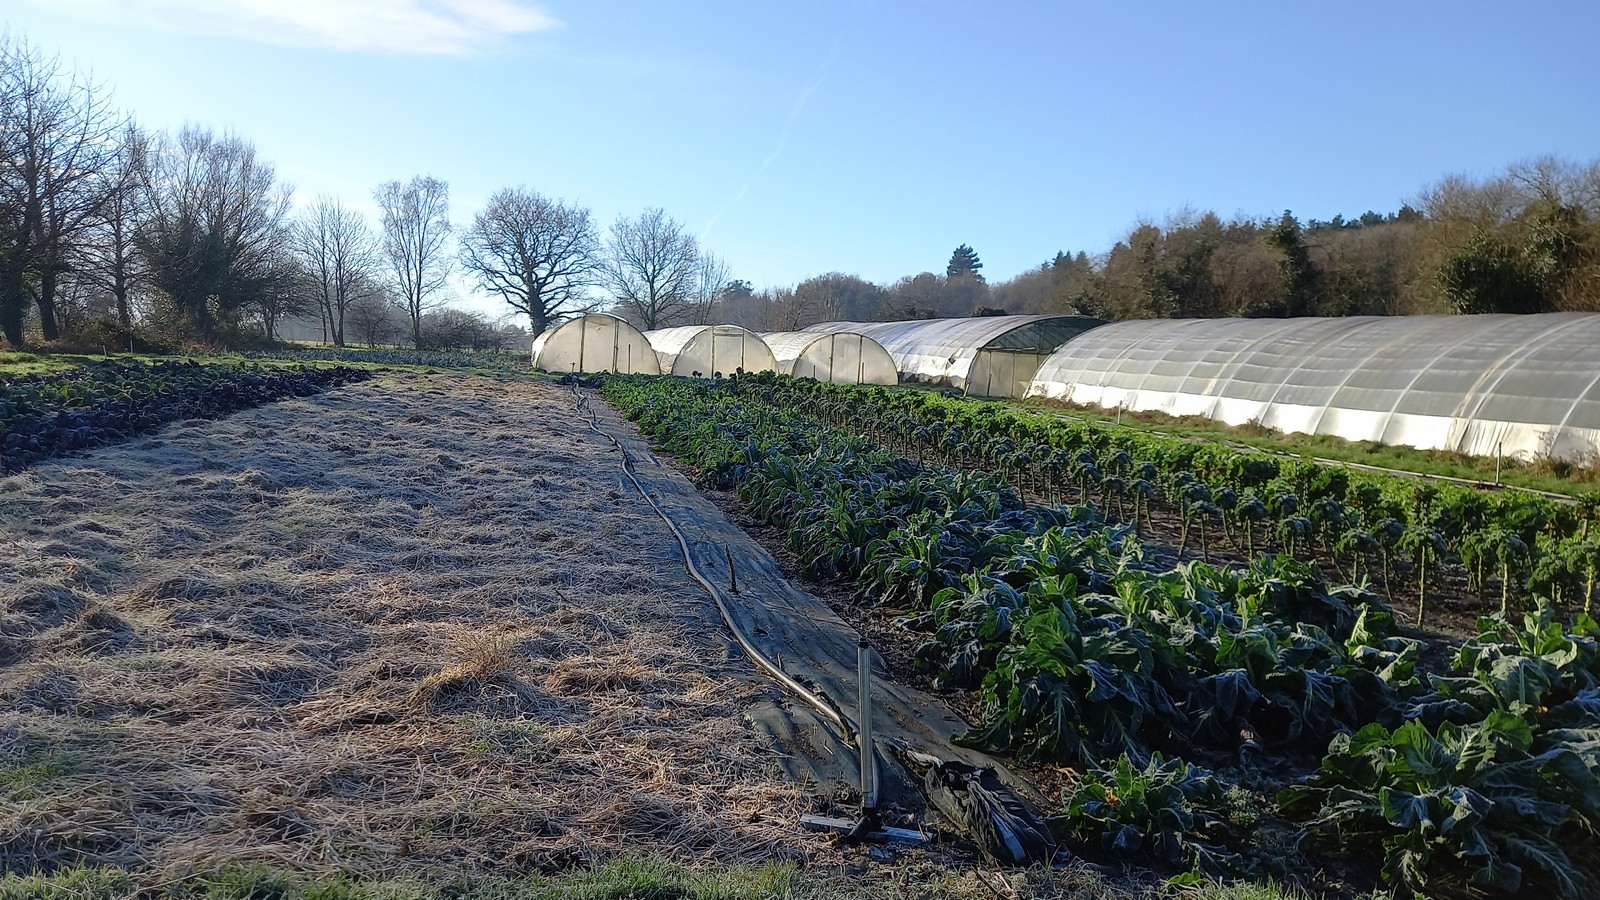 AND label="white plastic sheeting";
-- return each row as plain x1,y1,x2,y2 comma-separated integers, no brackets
760,331,899,385
644,325,778,378
804,315,1106,398
530,314,662,375
1027,313,1600,461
